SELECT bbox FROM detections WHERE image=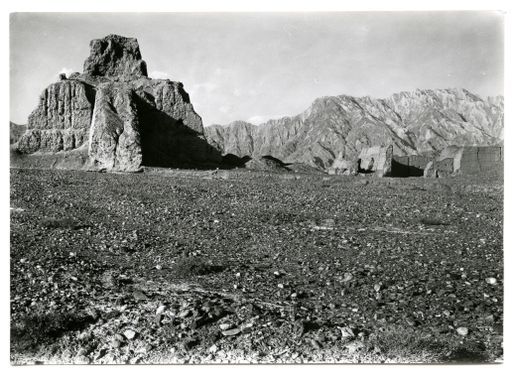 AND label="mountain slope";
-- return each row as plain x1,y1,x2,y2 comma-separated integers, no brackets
205,88,503,170
10,122,27,144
